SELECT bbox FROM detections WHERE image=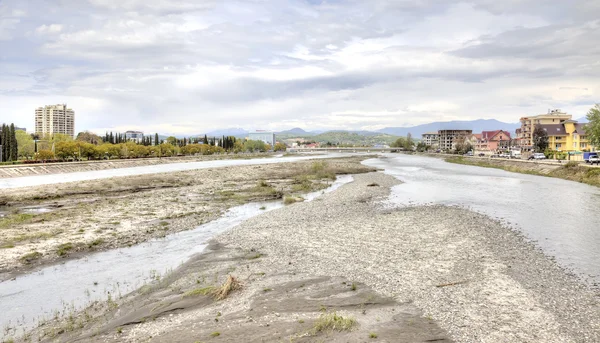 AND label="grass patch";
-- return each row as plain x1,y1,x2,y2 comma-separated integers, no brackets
1,243,15,249
284,196,303,205
87,238,104,248
210,332,221,337
312,312,357,334
369,332,378,339
56,243,74,257
20,251,42,264
351,282,357,291
184,275,242,301
0,213,35,229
